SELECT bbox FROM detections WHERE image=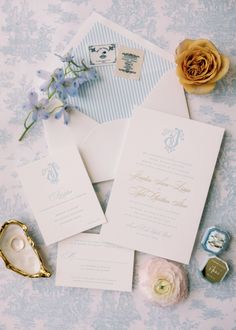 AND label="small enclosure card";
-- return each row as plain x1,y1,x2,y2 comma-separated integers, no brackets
89,43,116,65
18,146,106,245
115,46,144,80
56,233,134,291
101,108,224,264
